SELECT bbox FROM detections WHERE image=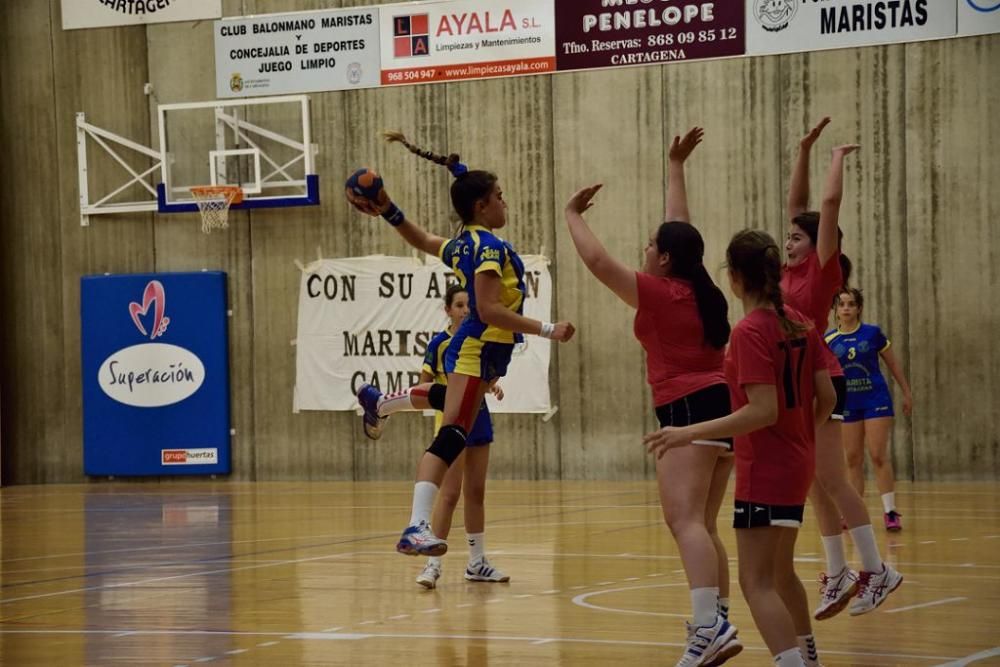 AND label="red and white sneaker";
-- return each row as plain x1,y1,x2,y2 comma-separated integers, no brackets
813,567,858,620
884,511,903,532
850,563,903,616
